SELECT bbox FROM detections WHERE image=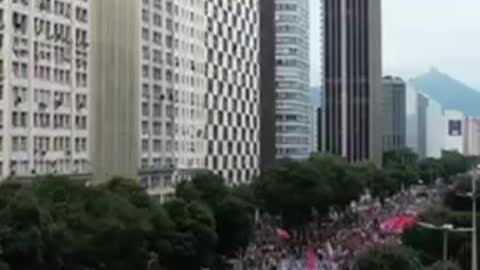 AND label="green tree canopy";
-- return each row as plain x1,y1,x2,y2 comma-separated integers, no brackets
175,173,254,257
355,246,423,270
427,261,461,270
